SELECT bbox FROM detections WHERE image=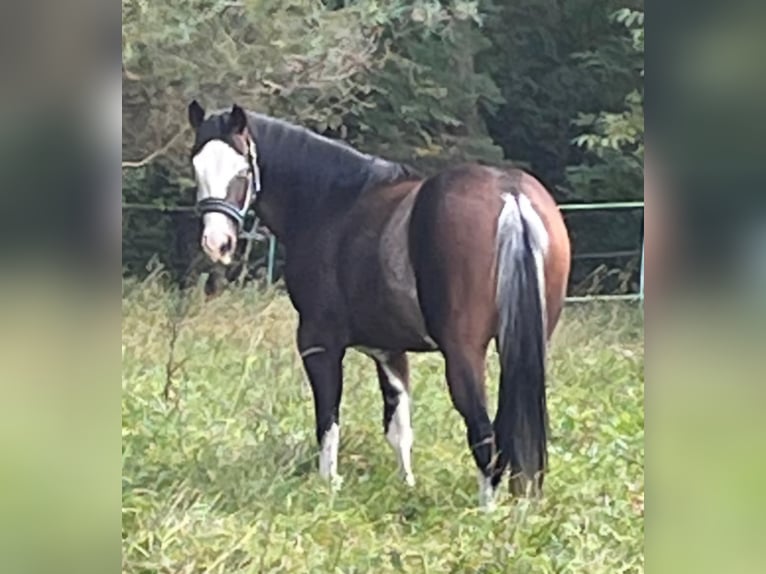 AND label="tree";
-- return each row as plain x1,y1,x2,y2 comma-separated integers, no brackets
568,6,644,202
